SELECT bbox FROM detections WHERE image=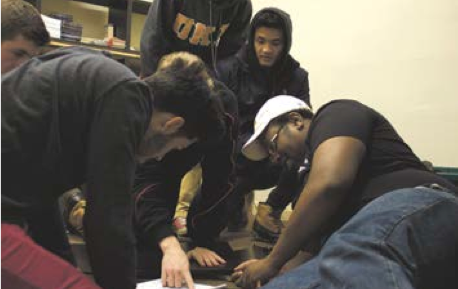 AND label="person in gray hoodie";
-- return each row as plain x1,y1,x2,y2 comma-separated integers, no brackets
140,0,252,77
217,8,311,241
